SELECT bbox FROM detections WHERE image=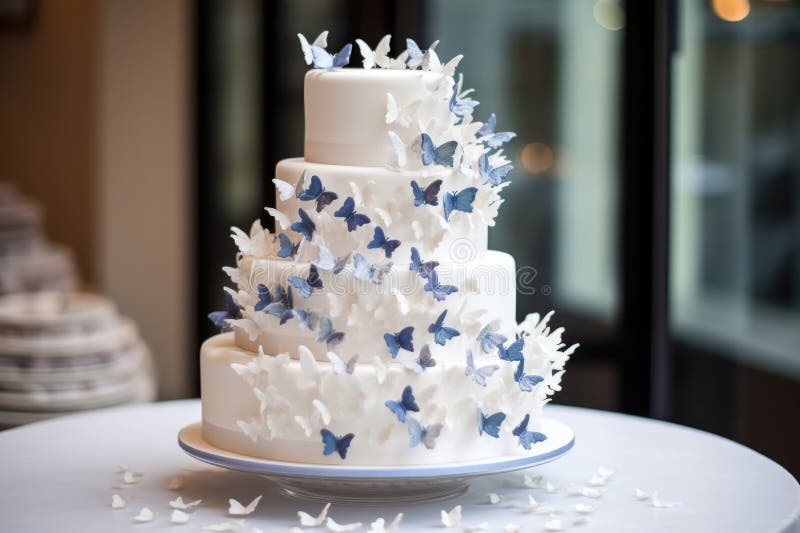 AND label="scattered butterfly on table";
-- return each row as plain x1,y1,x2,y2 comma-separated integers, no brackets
465,349,500,387
312,245,350,274
297,502,331,527
476,323,507,354
443,187,478,222
368,513,403,533
408,416,443,450
326,351,358,375
386,94,421,128
406,344,437,373
405,37,439,69
384,326,414,358
287,265,323,299
428,309,461,346
290,207,316,241
353,252,392,285
334,196,371,232
297,31,329,65
385,385,420,423
228,495,262,516
512,414,547,450
277,233,301,258
316,316,345,349
449,86,479,119
410,178,442,207
367,226,401,258
355,34,406,70
440,505,462,528
498,336,525,362
409,246,439,279
293,308,319,330
264,285,295,324
477,113,517,149
514,359,544,392
420,133,457,167
423,269,458,302
478,153,514,187
297,174,339,213
311,42,352,70
253,284,273,312
387,131,408,168
207,290,241,330
477,408,506,438
320,428,354,459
